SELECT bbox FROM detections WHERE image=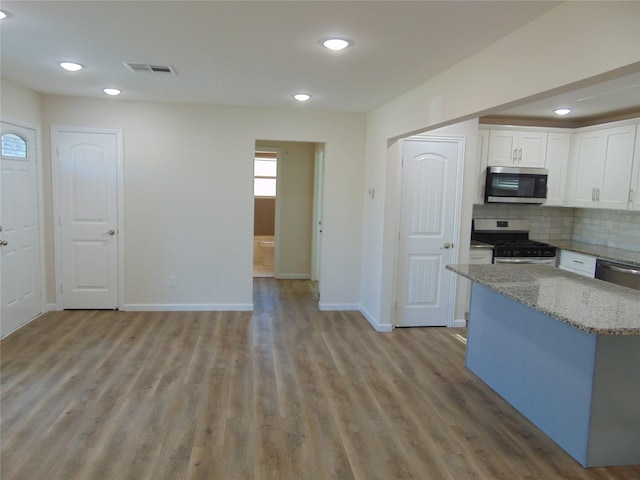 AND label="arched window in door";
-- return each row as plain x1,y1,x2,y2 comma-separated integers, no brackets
1,132,28,159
